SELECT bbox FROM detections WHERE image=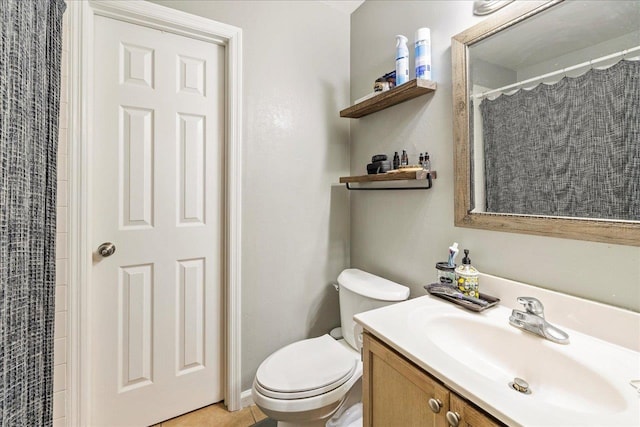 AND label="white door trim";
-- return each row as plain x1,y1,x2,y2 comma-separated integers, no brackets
66,1,243,424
